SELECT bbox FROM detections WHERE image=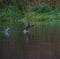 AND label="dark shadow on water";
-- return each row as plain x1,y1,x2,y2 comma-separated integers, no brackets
1,22,60,59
